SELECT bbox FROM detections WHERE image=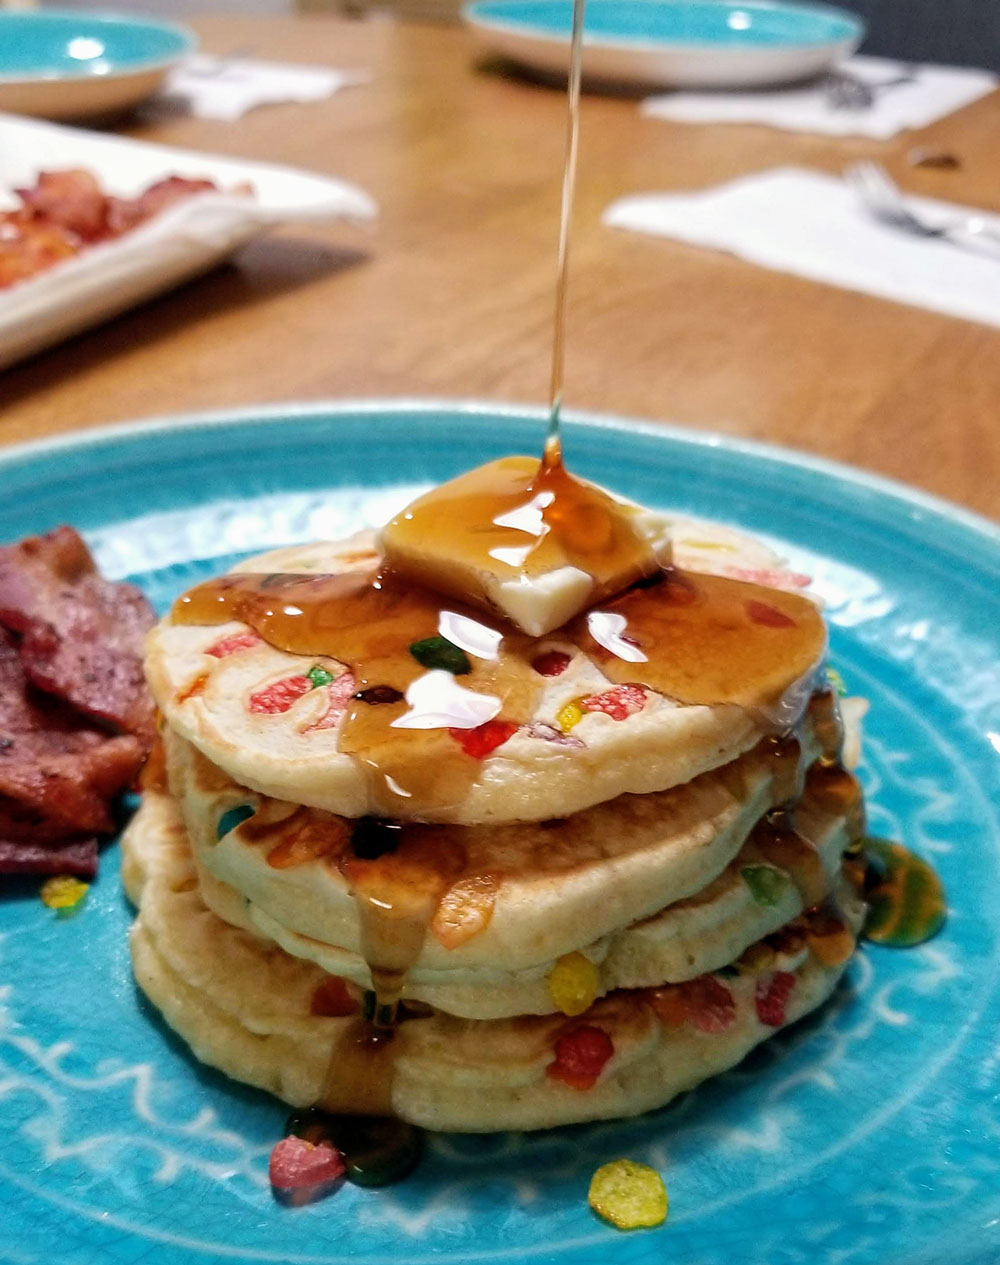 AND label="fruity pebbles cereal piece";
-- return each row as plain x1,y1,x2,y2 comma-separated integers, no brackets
588,1159,667,1230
